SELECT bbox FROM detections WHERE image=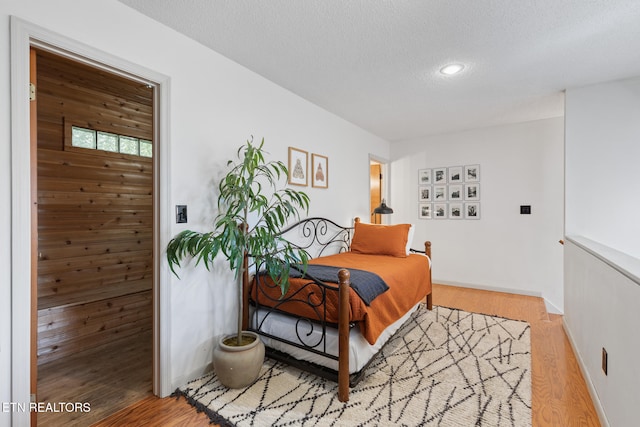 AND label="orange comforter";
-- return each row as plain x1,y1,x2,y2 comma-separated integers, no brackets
251,251,431,344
